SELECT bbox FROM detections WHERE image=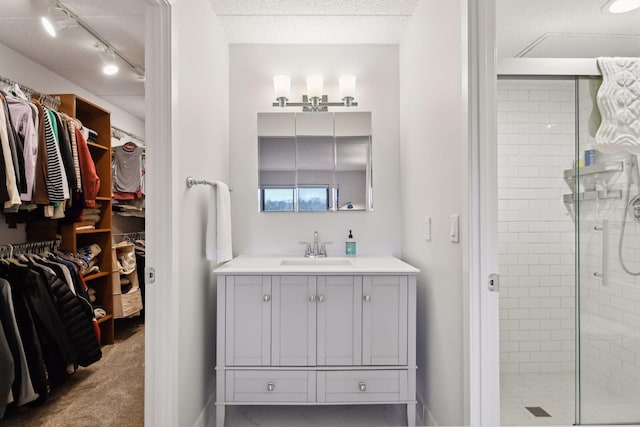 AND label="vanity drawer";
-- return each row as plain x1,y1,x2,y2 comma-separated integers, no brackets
225,370,316,402
317,370,408,403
